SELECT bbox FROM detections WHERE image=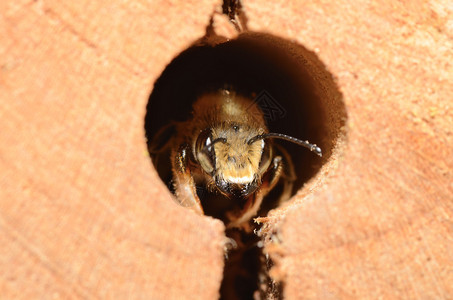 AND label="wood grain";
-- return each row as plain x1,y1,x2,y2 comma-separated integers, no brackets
1,0,452,299
0,1,224,299
243,0,453,298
